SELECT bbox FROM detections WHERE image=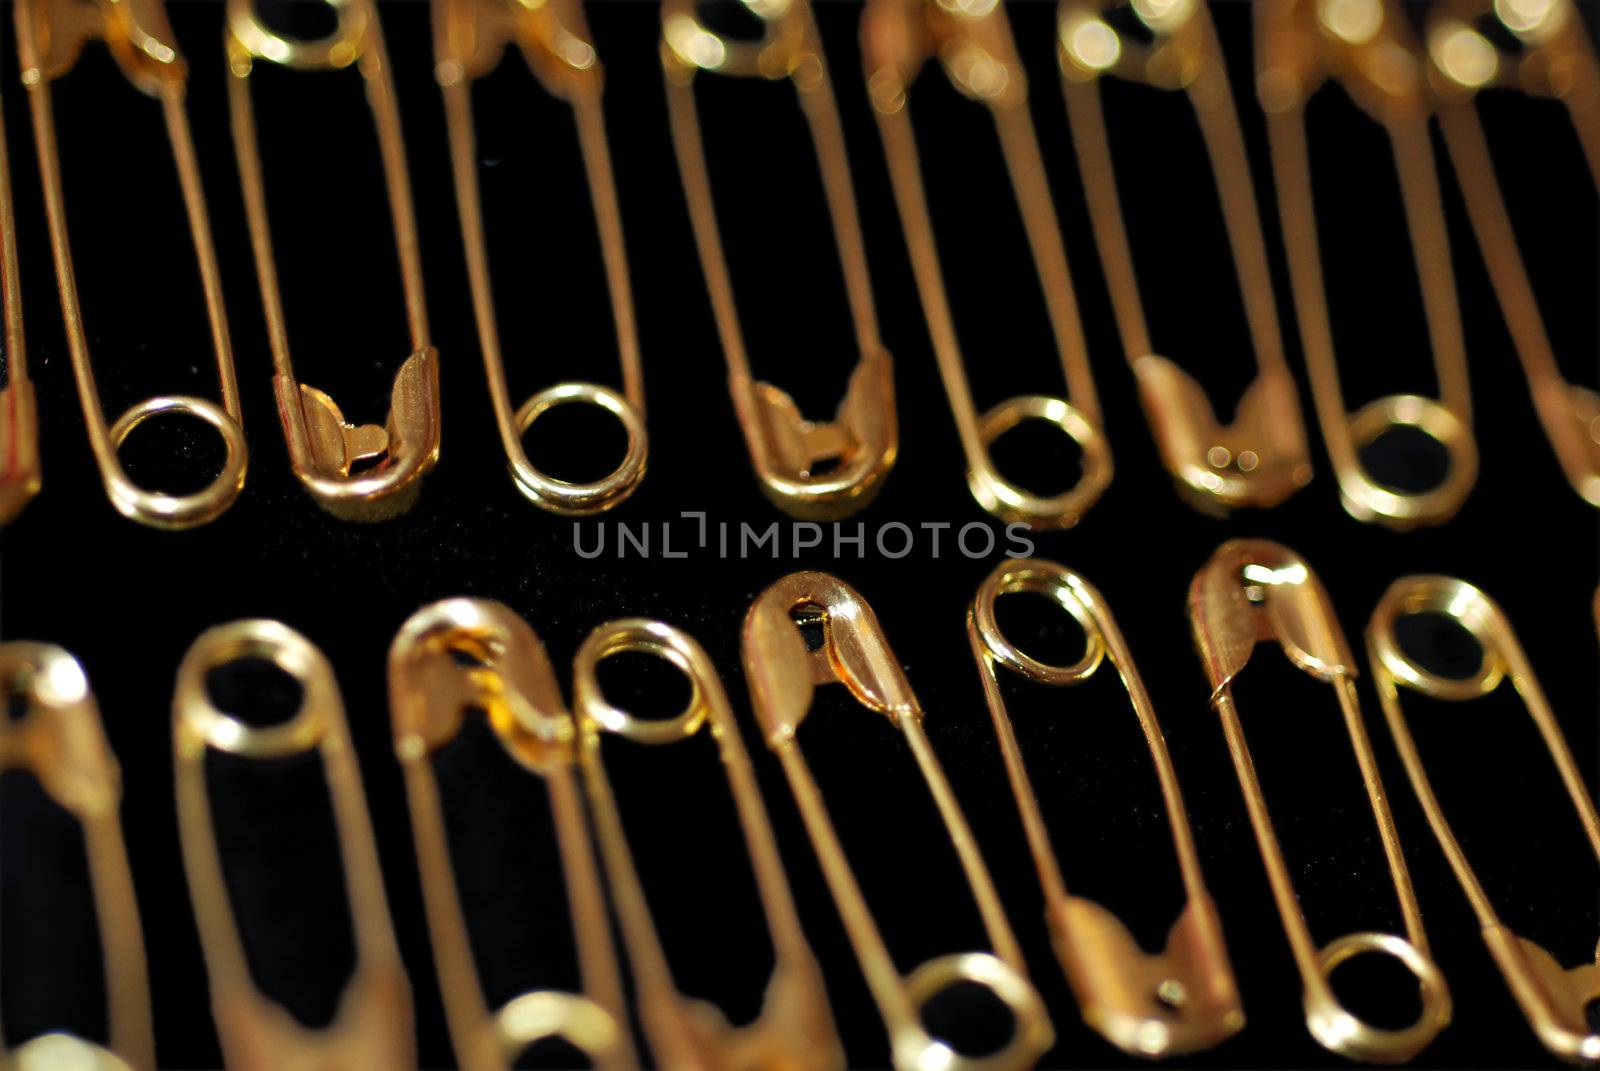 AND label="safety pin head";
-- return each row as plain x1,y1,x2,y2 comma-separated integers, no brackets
0,378,41,526
662,0,815,82
1058,0,1208,89
1425,0,1586,100
6,1032,135,1071
226,0,371,74
1367,574,1511,700
863,0,1029,113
